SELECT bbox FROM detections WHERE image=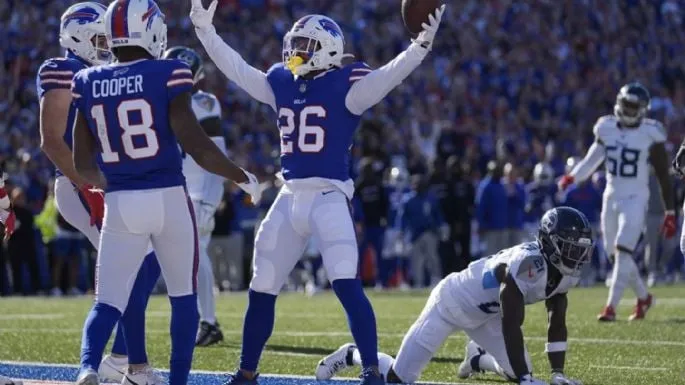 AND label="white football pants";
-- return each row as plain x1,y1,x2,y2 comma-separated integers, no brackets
250,186,358,295
96,186,197,312
54,176,100,248
192,199,218,324
391,278,531,383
